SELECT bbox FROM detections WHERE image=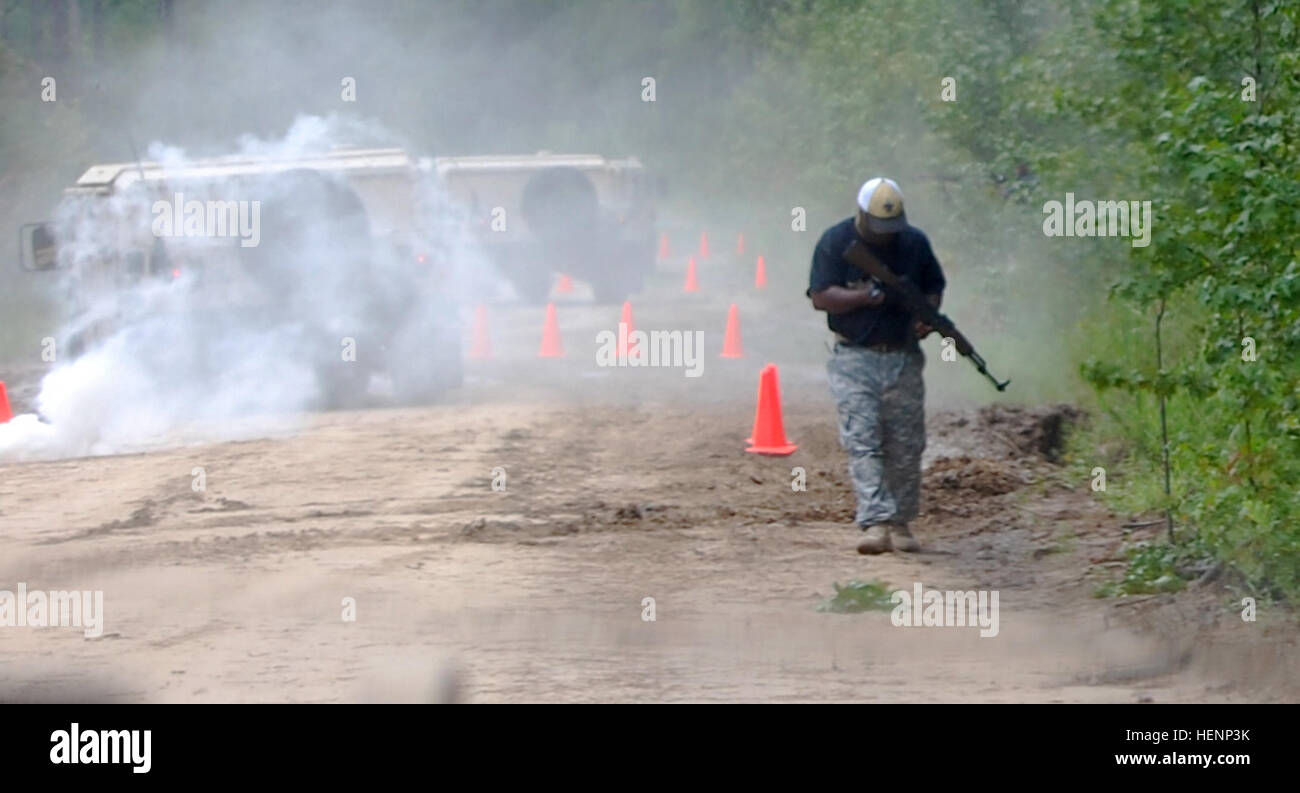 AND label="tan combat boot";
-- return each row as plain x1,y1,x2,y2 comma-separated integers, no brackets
856,524,892,555
890,523,920,552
